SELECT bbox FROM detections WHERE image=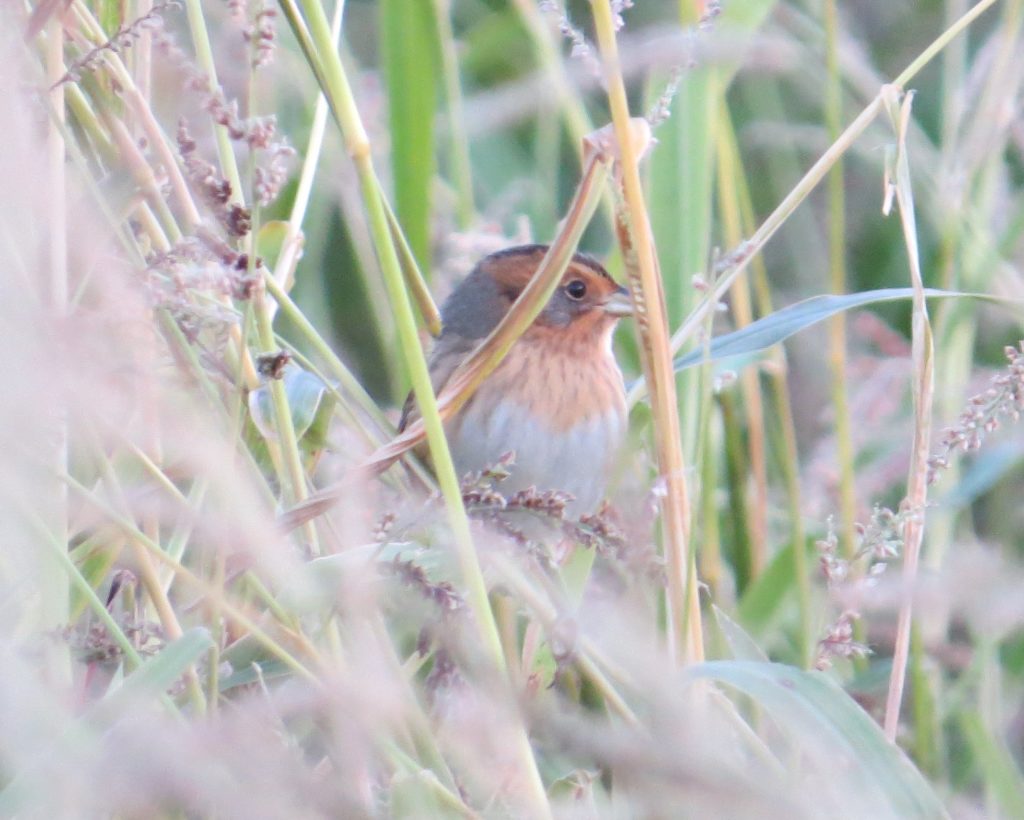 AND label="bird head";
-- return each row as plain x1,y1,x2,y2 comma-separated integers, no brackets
439,244,632,345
